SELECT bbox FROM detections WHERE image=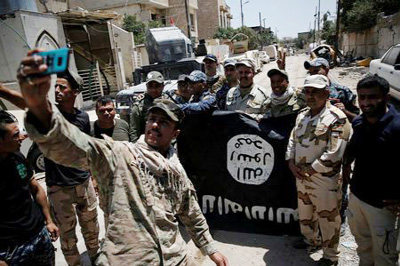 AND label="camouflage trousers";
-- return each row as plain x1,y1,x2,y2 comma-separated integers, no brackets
48,178,99,266
0,226,55,266
296,174,342,261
